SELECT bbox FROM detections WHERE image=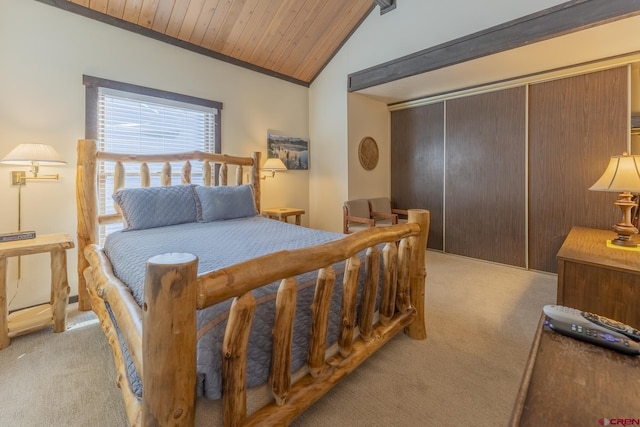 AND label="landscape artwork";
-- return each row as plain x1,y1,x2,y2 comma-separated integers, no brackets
267,133,309,170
